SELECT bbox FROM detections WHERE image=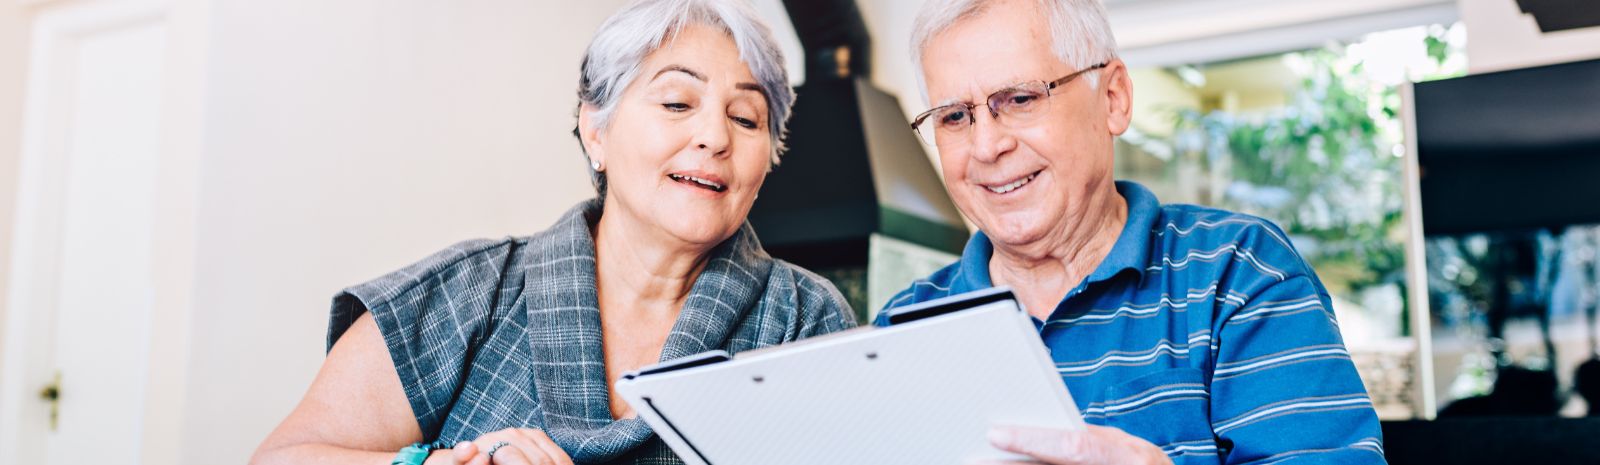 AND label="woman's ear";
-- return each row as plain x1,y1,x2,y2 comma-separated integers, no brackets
1102,59,1133,137
577,103,606,168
